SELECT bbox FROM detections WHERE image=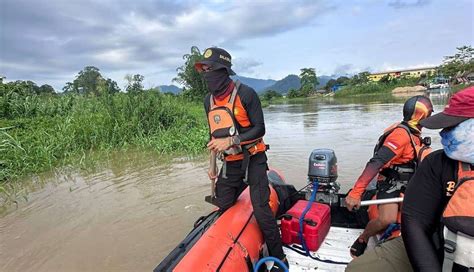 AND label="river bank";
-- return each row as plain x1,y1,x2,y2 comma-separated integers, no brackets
263,92,408,107
1,92,208,196
333,79,421,97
